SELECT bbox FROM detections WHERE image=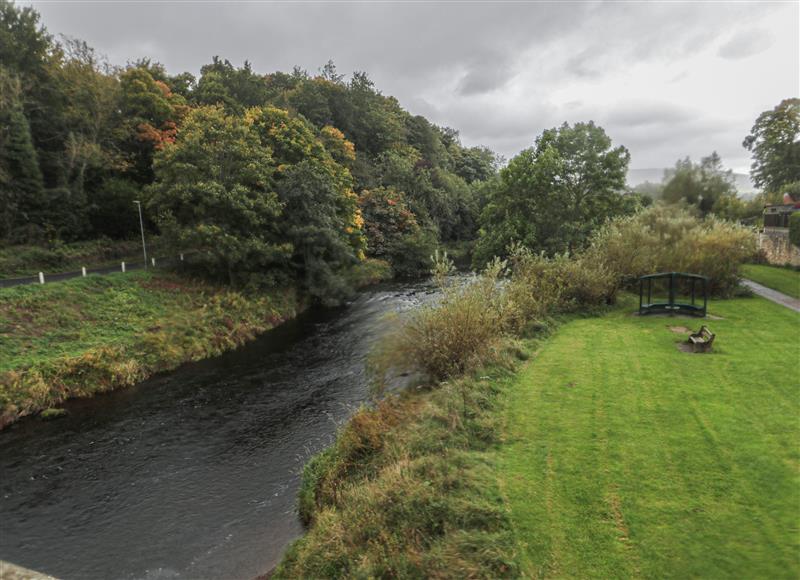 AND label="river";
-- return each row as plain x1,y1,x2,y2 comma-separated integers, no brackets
0,280,439,579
